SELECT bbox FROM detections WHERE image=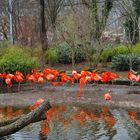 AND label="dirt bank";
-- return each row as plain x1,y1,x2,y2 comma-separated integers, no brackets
0,84,140,109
